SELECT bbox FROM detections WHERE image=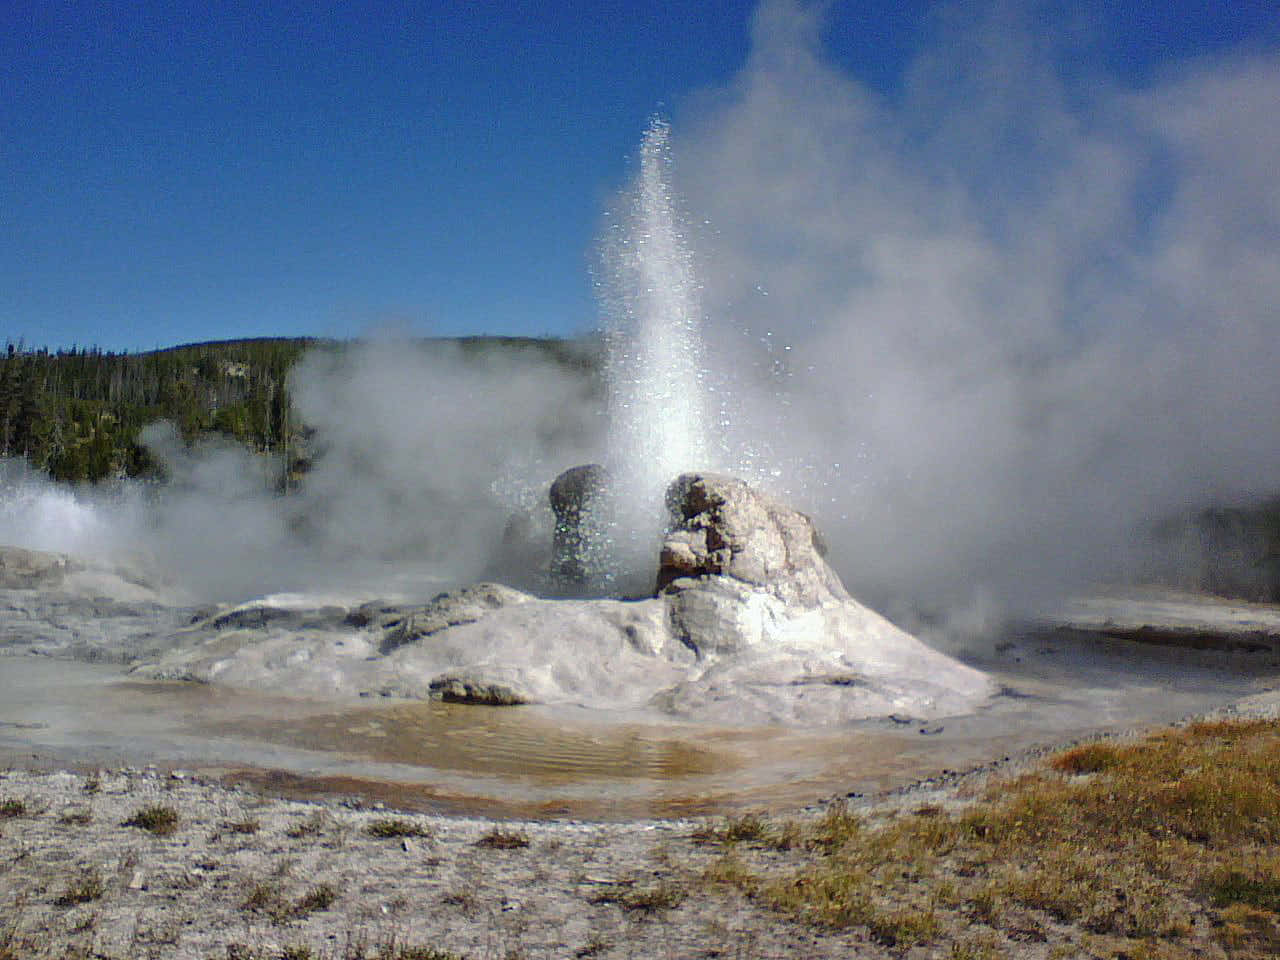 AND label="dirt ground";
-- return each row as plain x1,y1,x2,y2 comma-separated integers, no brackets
5,577,1280,958
4,682,1279,960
